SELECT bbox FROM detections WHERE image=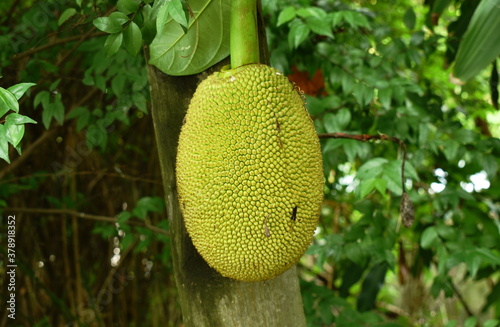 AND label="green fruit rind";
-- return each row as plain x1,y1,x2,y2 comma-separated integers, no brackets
176,64,323,282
